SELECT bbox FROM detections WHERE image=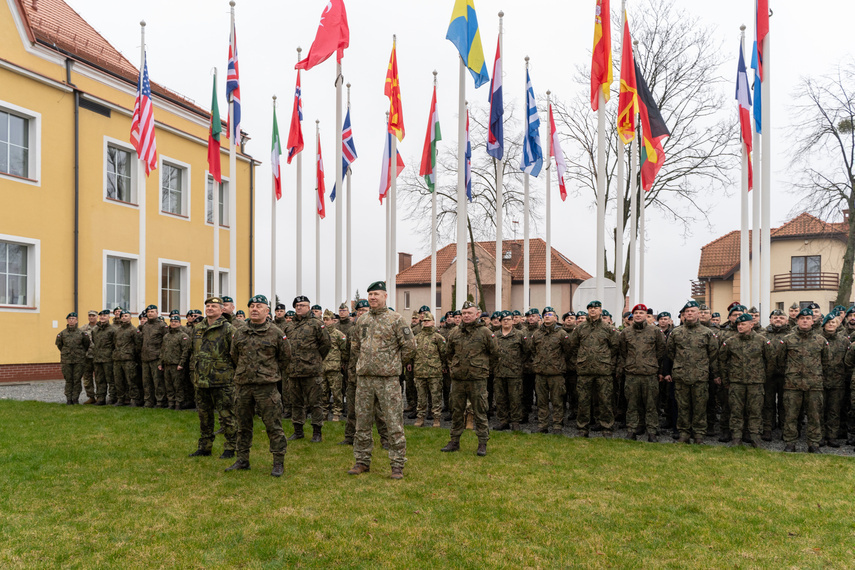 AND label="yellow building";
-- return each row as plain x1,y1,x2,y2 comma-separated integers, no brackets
0,0,256,380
